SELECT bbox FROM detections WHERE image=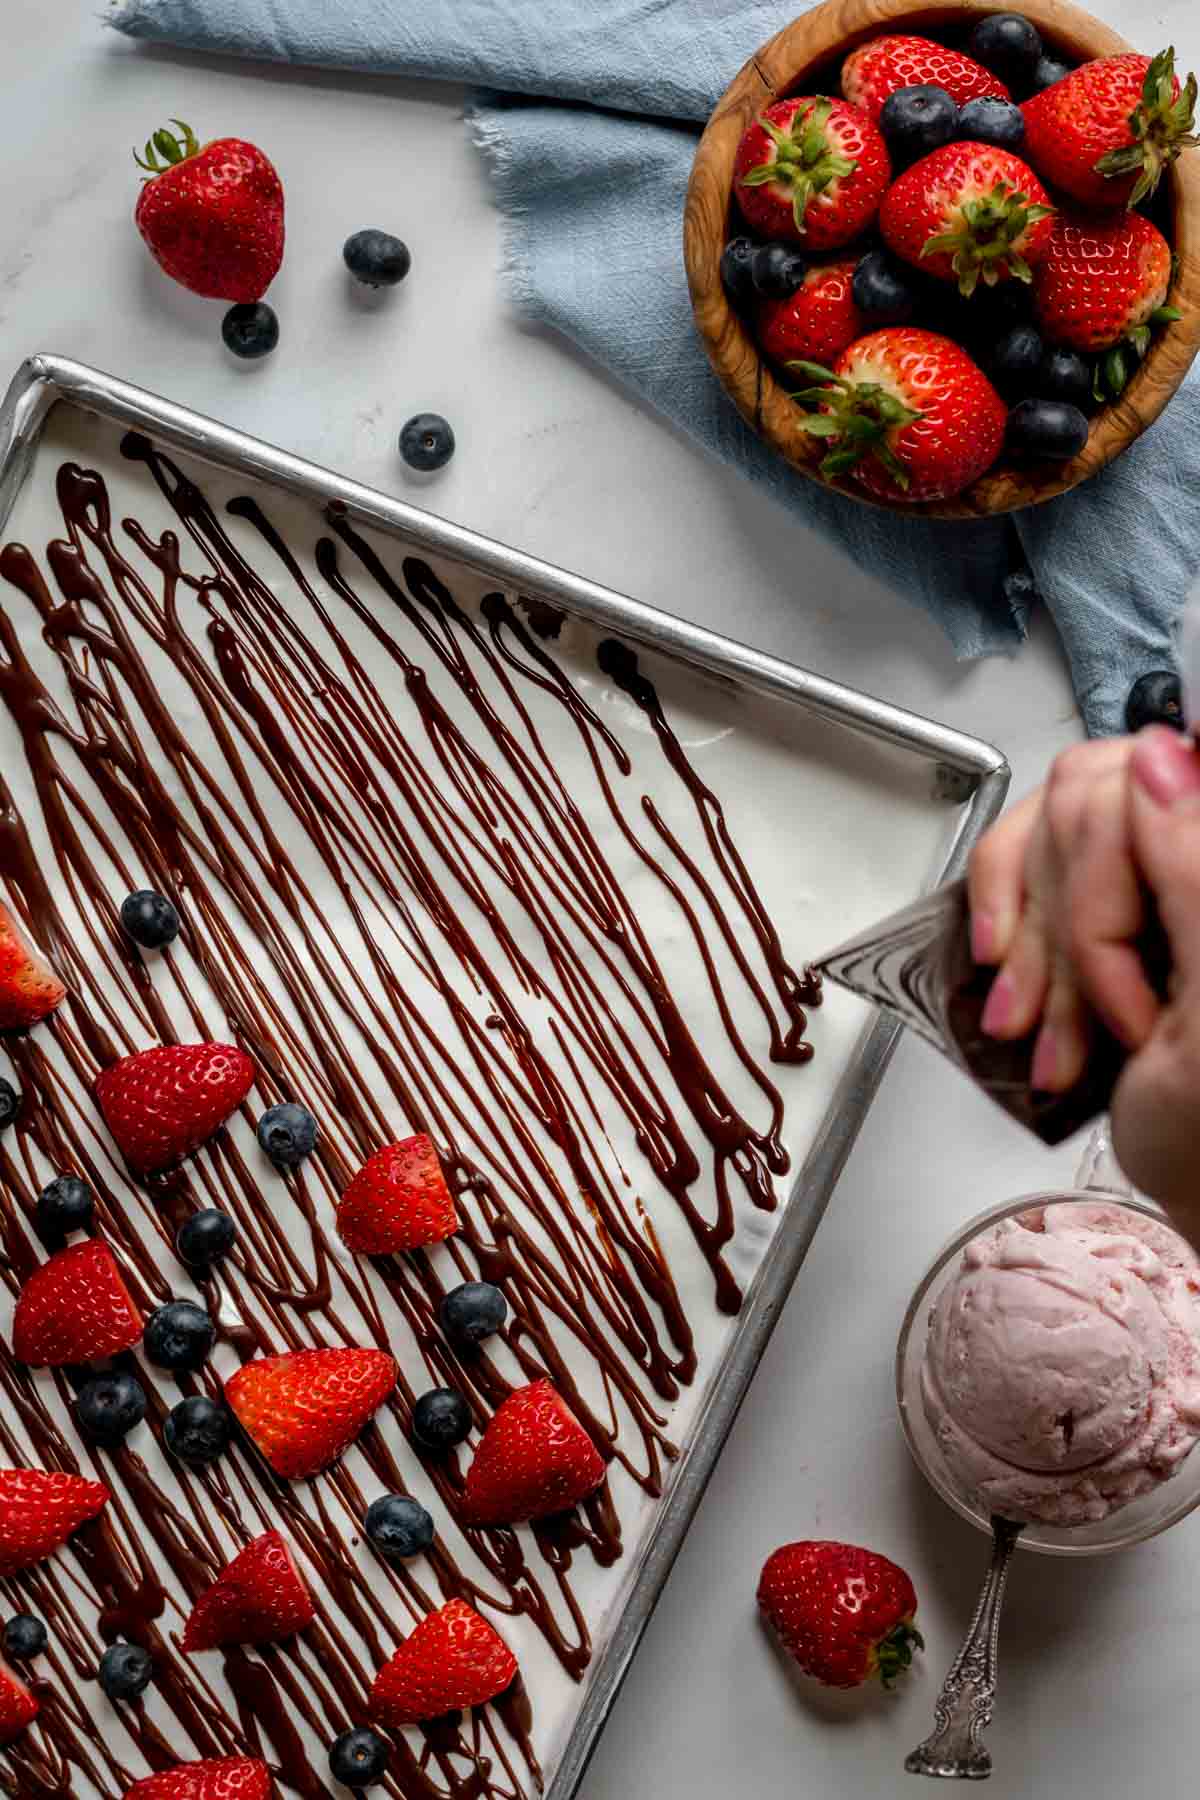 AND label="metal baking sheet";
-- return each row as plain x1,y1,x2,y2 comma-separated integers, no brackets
0,354,1009,1800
